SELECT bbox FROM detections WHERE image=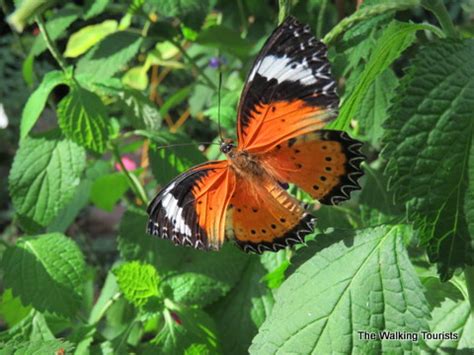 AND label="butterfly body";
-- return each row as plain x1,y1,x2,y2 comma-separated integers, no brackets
147,16,365,253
